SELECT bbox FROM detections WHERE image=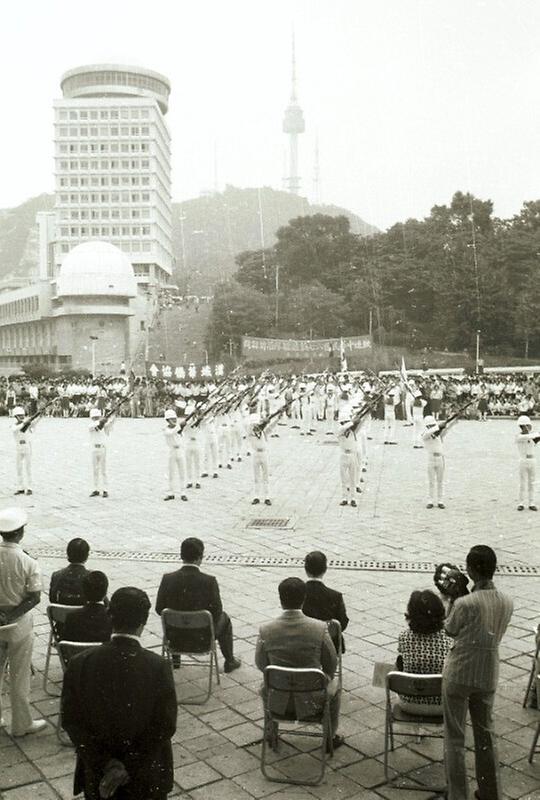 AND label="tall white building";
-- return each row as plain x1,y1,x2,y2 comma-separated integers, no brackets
0,64,174,374
53,64,173,285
